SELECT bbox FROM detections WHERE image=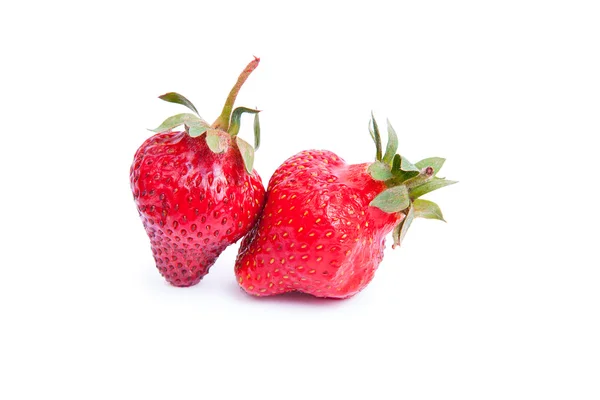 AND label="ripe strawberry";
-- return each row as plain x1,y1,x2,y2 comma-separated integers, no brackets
131,58,266,287
235,115,456,298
